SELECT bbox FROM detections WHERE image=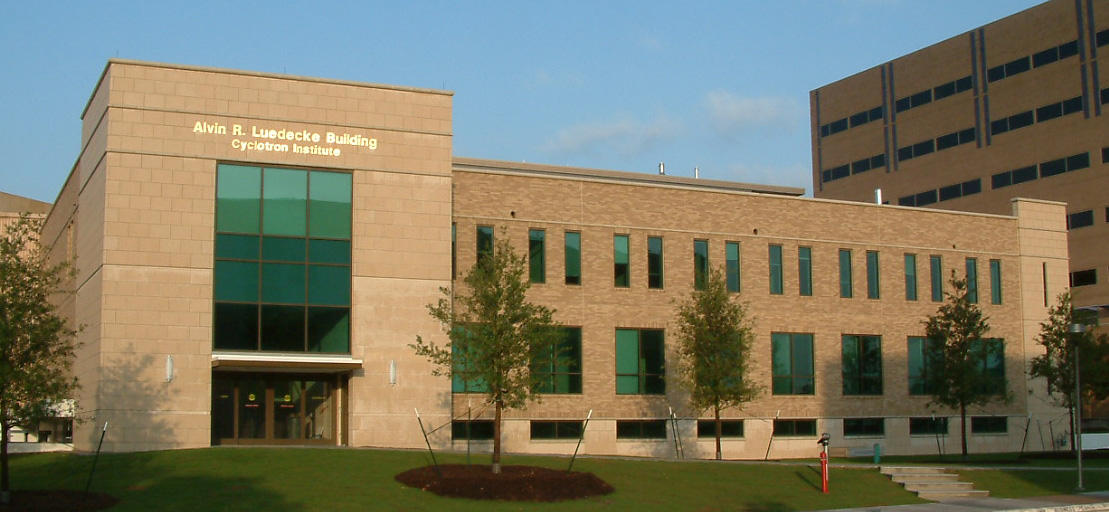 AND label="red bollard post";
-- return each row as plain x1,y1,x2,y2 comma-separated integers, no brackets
820,450,829,493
